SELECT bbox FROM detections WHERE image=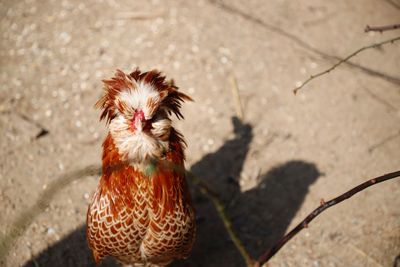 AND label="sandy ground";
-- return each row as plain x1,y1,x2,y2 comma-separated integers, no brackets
1,0,400,266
